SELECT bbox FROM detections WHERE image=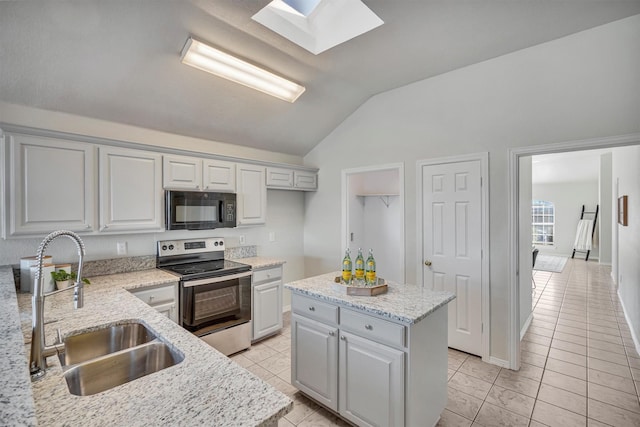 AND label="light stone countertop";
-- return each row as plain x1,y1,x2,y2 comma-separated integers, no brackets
236,257,286,270
285,272,455,324
4,267,292,427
